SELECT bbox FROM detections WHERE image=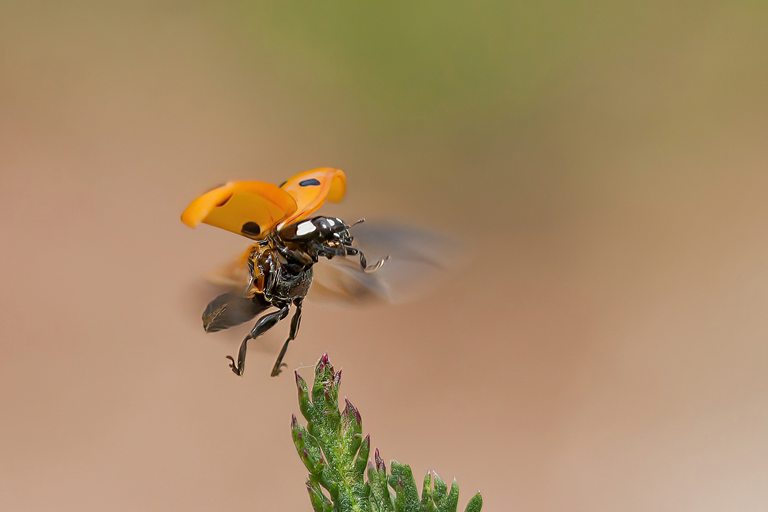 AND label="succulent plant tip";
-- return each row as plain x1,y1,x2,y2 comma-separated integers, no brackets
334,369,342,386
320,353,330,365
291,414,298,427
375,448,385,471
343,398,362,423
